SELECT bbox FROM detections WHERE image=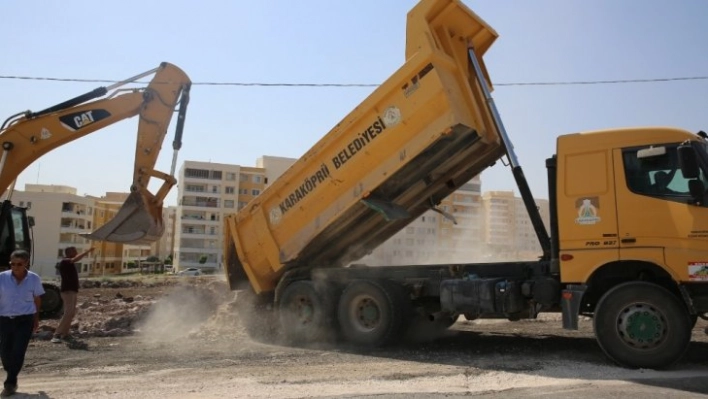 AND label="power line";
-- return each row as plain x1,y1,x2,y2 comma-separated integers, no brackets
0,74,706,87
